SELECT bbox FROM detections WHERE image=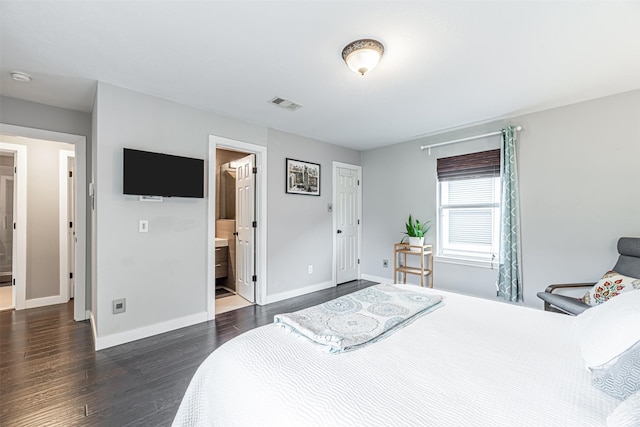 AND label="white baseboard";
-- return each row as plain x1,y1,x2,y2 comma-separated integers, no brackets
94,311,208,351
265,280,335,305
361,273,394,284
25,294,68,309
